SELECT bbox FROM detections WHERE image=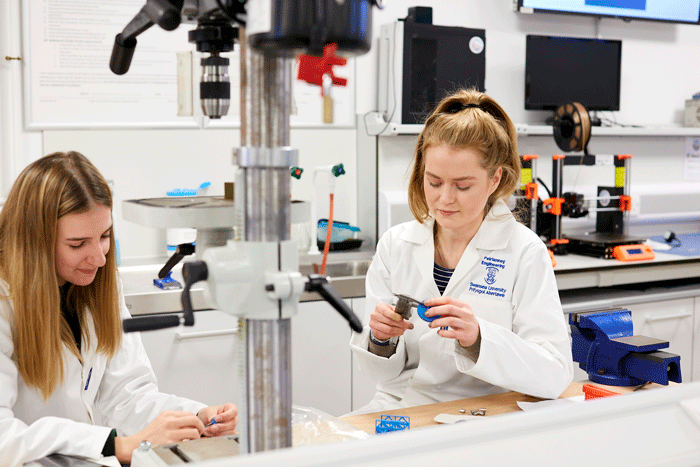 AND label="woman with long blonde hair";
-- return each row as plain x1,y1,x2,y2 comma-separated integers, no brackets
0,152,238,465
